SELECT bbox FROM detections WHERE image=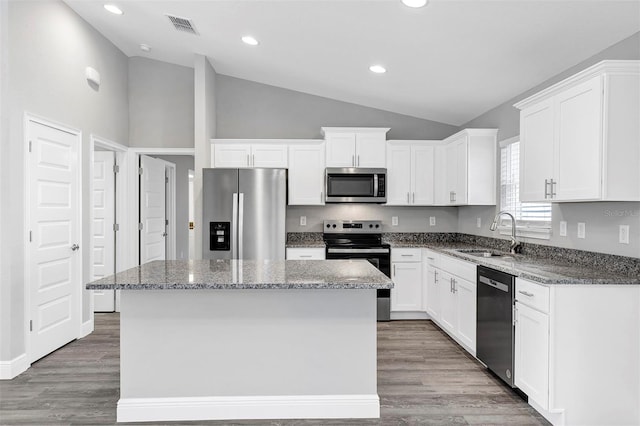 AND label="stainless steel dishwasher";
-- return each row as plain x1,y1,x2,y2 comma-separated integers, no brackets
476,265,517,387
